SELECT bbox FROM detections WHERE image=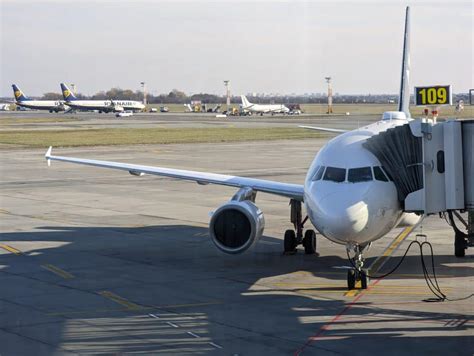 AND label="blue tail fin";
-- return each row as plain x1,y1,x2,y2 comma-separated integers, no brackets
60,83,77,101
12,84,30,101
